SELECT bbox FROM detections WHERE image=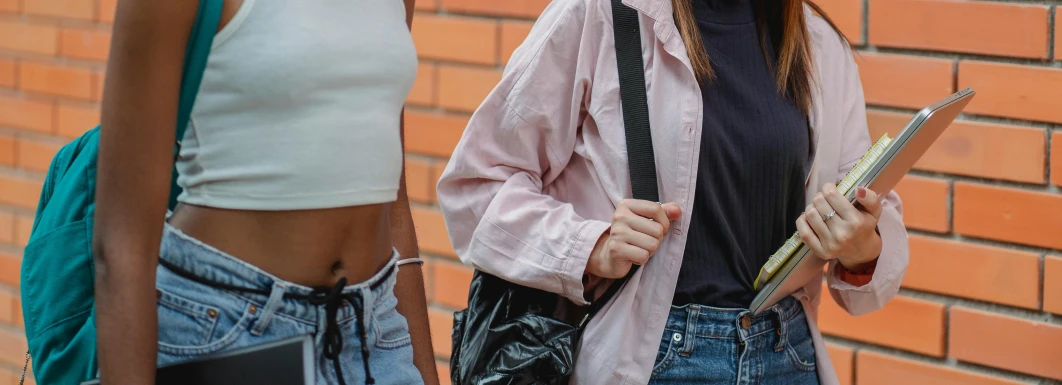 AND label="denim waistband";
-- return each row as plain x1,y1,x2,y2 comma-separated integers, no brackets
665,296,804,340
158,220,398,326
